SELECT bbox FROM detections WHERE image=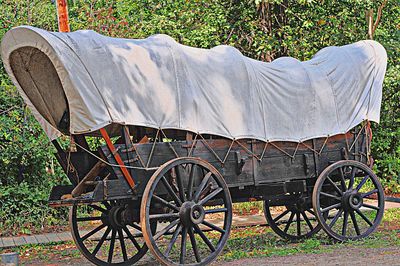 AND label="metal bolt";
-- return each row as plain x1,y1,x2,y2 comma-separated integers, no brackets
193,210,200,219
